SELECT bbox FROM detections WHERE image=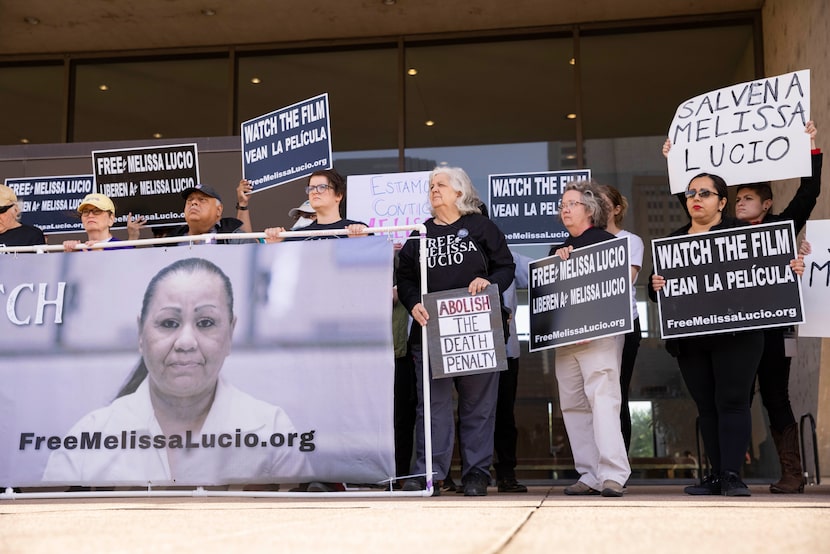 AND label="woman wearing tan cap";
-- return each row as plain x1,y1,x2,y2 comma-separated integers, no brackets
63,193,126,251
0,184,46,247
